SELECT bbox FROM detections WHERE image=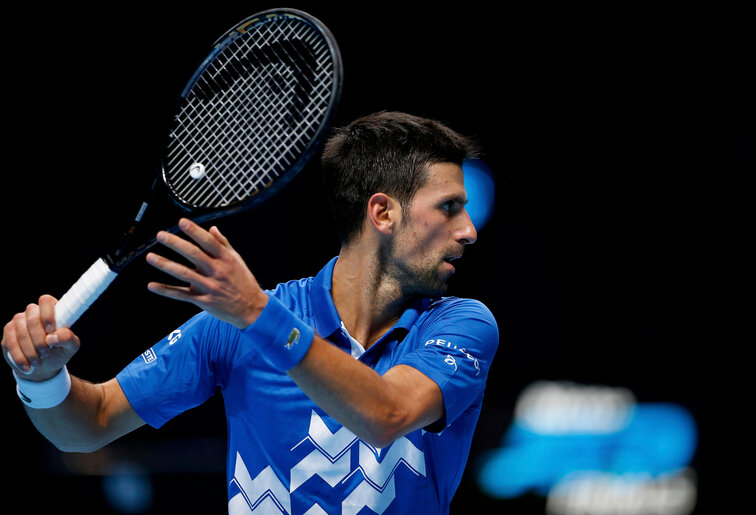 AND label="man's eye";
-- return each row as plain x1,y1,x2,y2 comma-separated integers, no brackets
441,201,459,214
